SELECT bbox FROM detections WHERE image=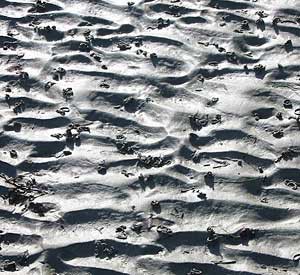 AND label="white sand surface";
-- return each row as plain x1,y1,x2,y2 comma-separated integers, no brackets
0,0,300,274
